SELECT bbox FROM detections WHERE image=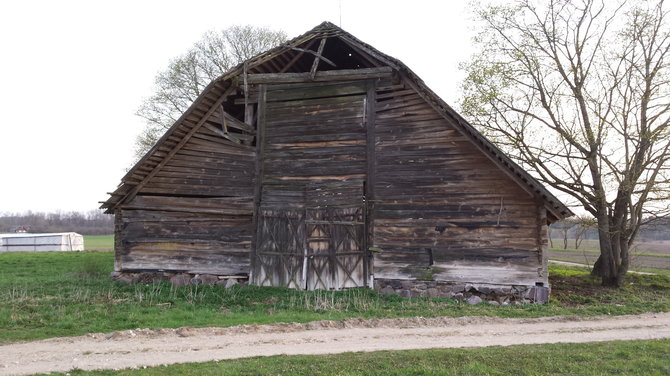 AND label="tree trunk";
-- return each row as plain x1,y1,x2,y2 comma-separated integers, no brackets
593,237,629,287
615,235,630,286
590,206,621,287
